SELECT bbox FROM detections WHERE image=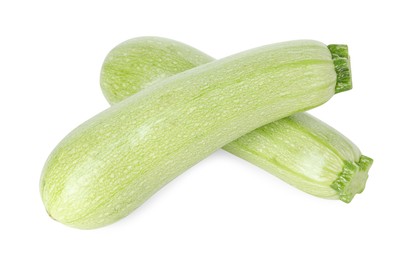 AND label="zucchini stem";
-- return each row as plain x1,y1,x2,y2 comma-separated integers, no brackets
331,155,373,203
328,44,353,93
